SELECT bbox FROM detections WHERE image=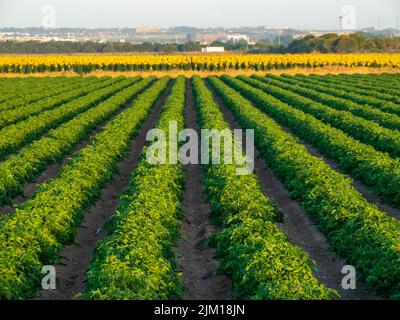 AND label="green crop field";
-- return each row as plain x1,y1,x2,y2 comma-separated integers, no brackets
0,73,399,300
